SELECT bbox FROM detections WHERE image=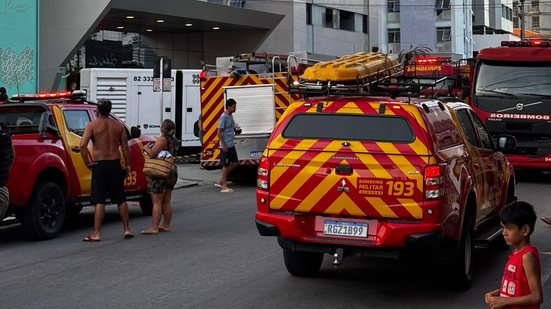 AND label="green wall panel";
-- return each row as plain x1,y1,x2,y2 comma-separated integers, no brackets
0,0,38,96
